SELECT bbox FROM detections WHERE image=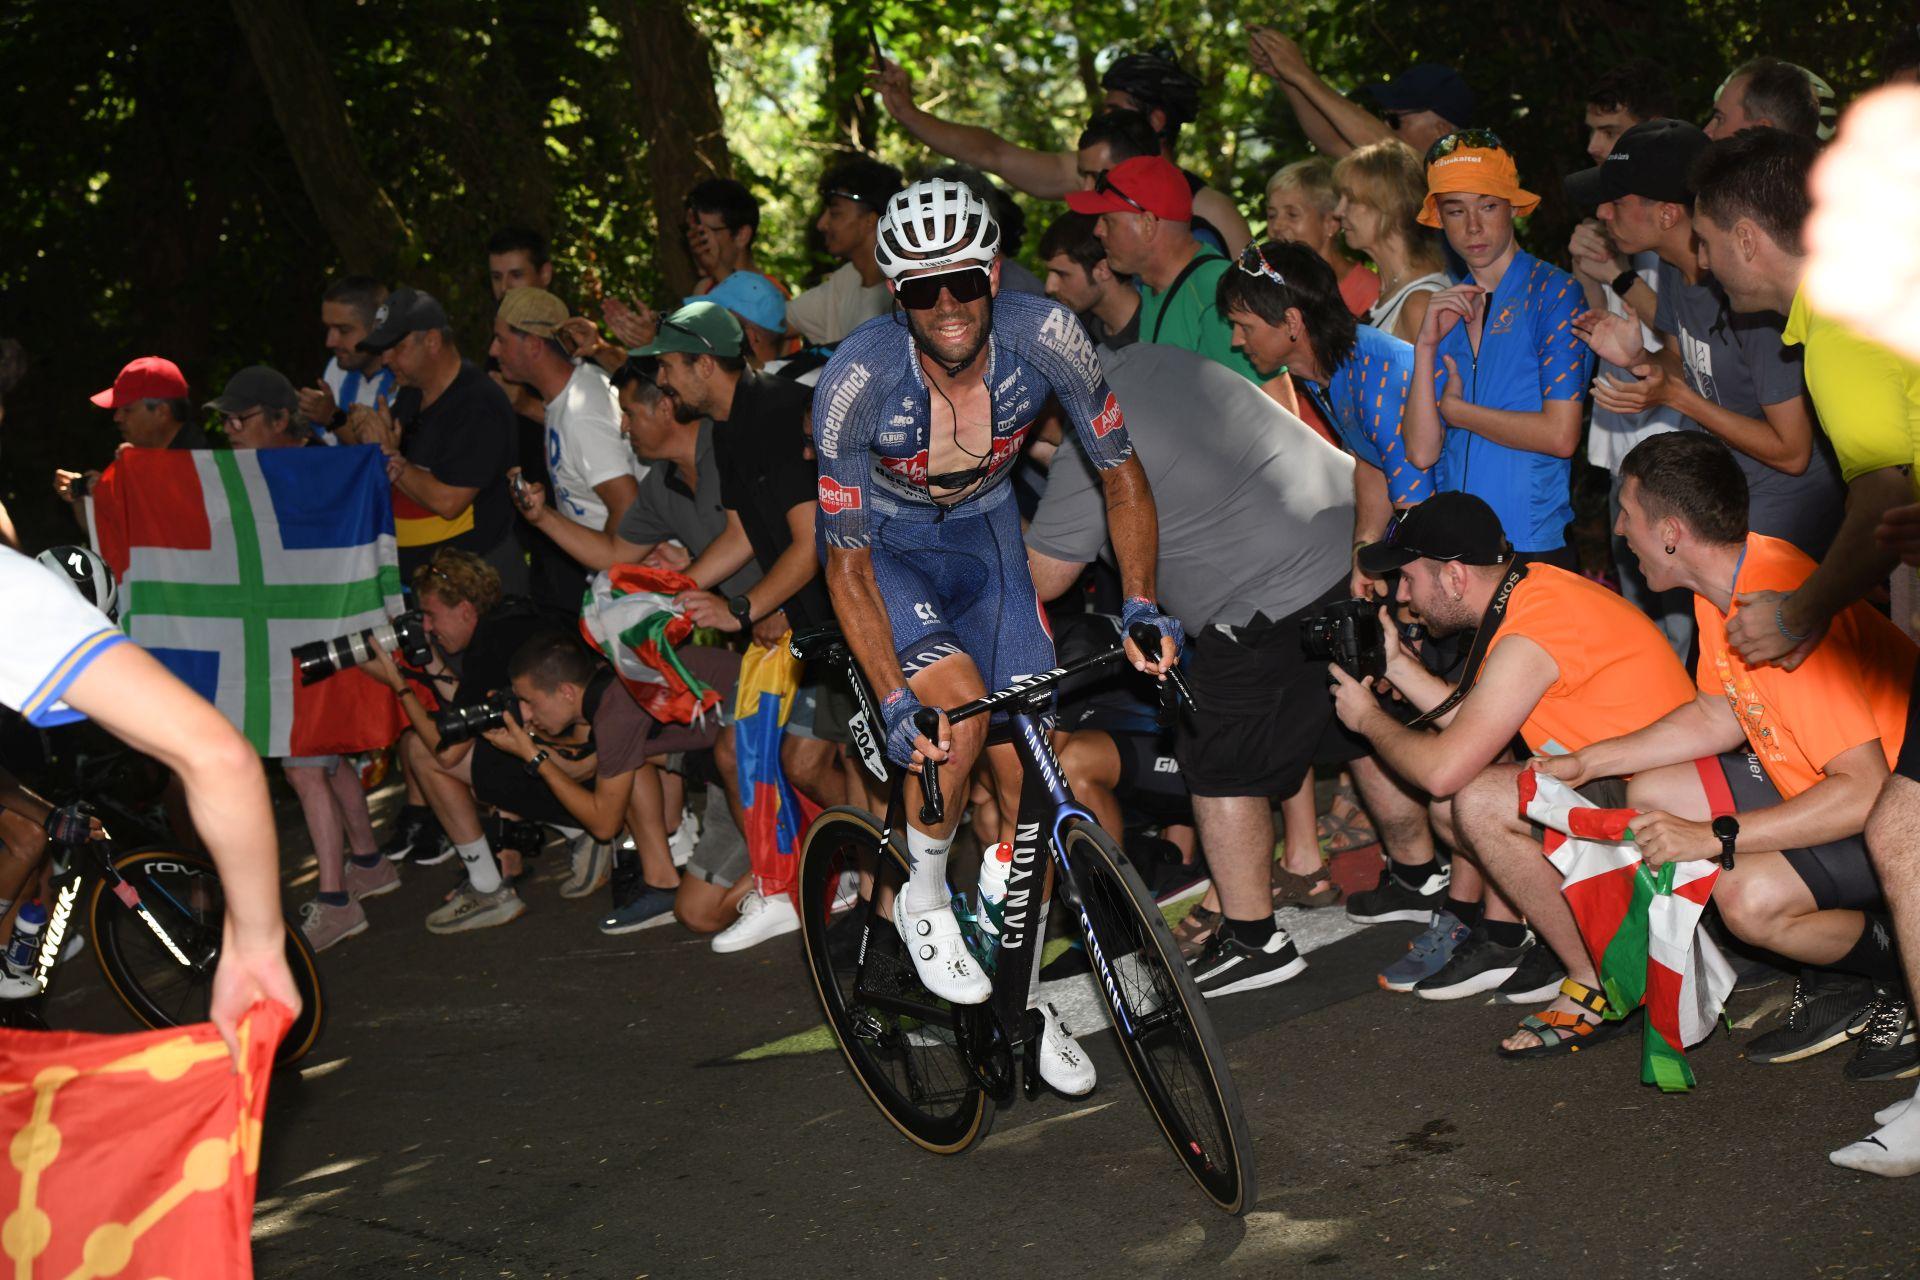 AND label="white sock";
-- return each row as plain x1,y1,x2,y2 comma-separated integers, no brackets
1833,1080,1920,1176
902,827,953,914
457,837,503,894
1876,1096,1913,1127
